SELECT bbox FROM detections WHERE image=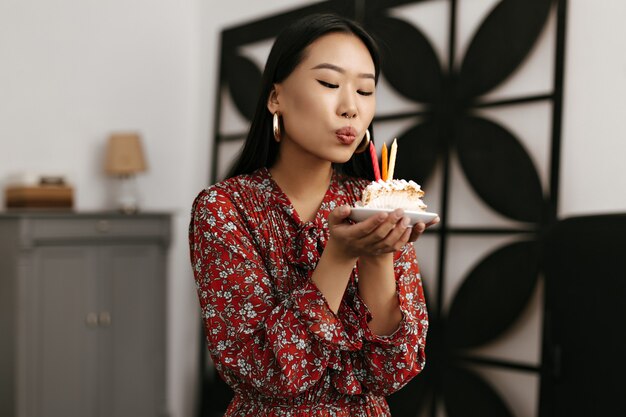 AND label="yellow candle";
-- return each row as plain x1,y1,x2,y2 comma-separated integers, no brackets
381,142,388,181
387,138,398,180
